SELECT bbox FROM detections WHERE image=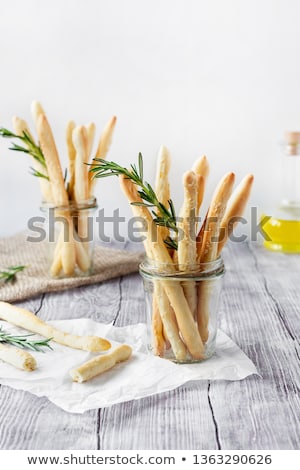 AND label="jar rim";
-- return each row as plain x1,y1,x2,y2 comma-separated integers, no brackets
139,255,225,280
40,197,98,212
